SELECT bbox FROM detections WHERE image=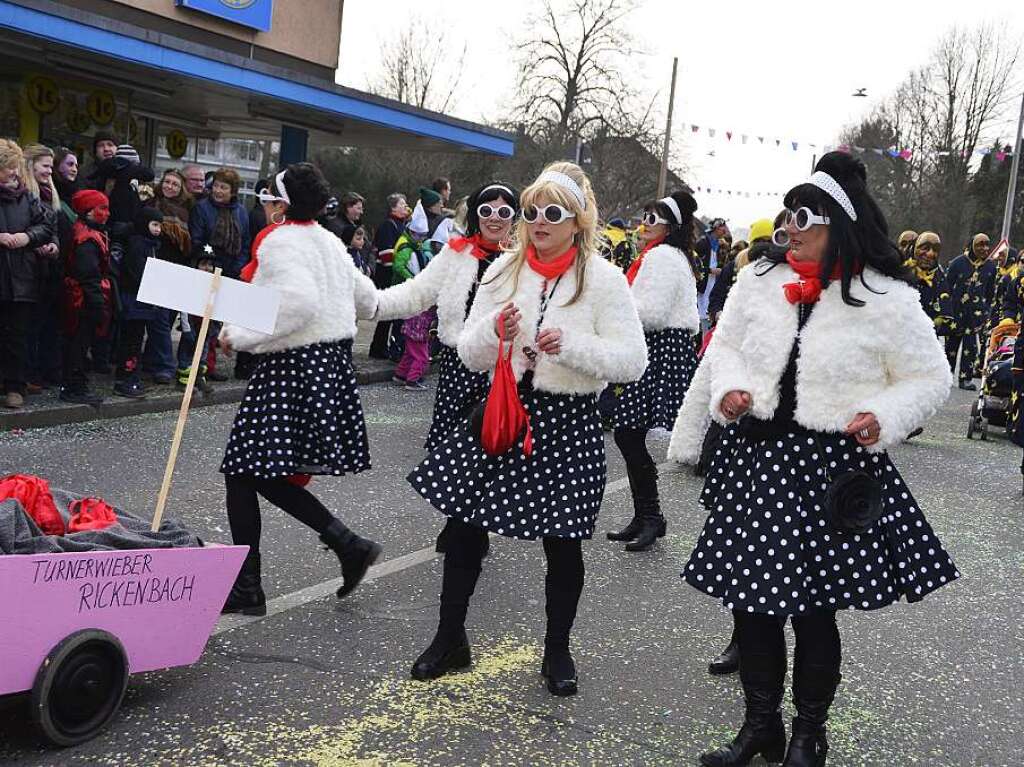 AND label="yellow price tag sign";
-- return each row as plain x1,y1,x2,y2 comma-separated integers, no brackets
86,89,116,127
26,75,59,115
166,129,189,160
